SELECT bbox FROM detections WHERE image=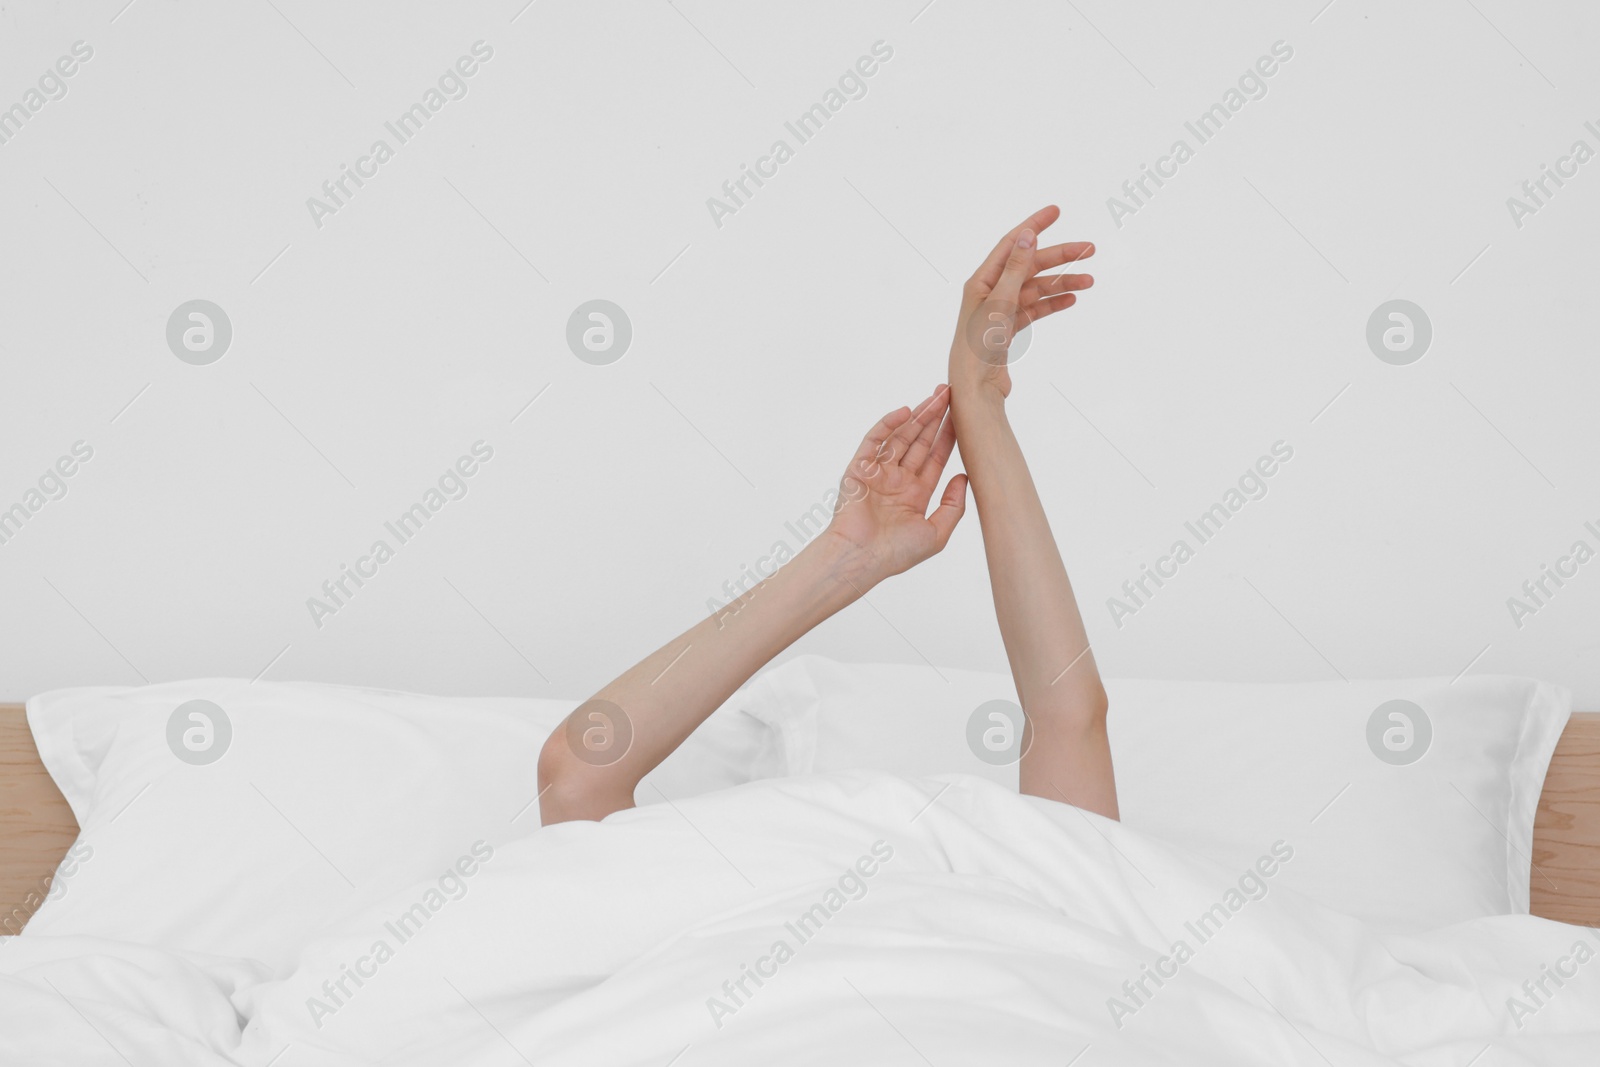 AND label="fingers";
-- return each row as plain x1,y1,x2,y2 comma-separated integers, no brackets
852,384,958,489
1033,241,1095,271
969,206,1060,291
992,228,1038,309
927,474,969,550
1017,292,1077,329
851,406,913,476
1020,272,1094,304
902,386,950,473
883,387,943,465
925,404,957,475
